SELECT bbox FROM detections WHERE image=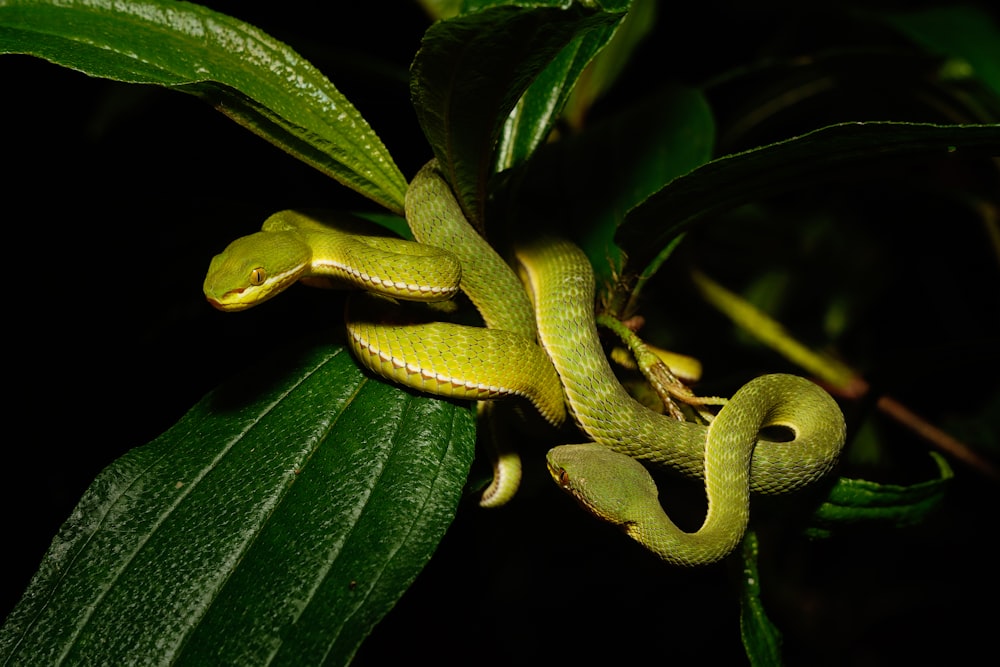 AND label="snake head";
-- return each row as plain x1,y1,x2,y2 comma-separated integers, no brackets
203,231,311,311
546,443,657,530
